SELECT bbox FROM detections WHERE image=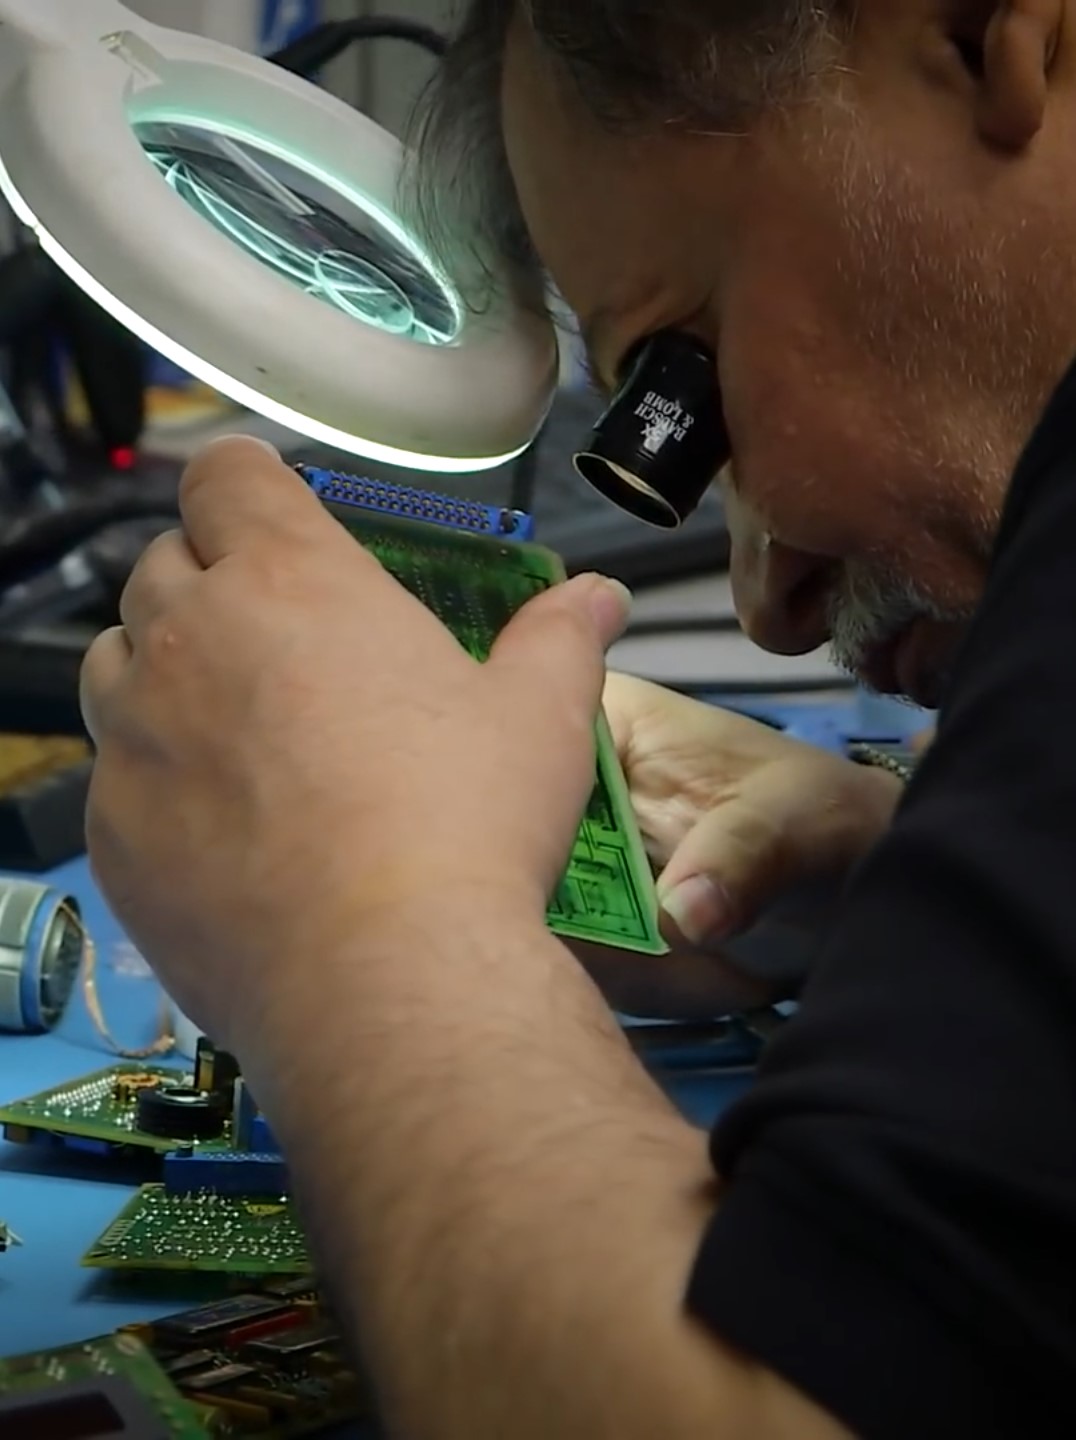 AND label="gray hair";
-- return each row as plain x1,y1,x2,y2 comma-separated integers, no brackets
402,2,848,308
